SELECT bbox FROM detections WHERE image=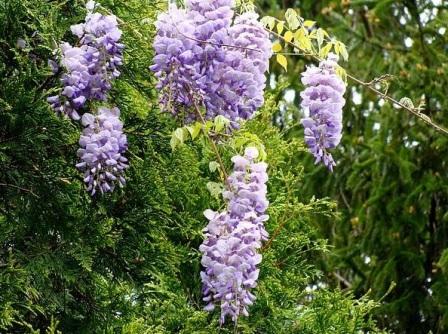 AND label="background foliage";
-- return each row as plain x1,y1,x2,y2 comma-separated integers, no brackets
259,0,448,333
0,0,445,333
